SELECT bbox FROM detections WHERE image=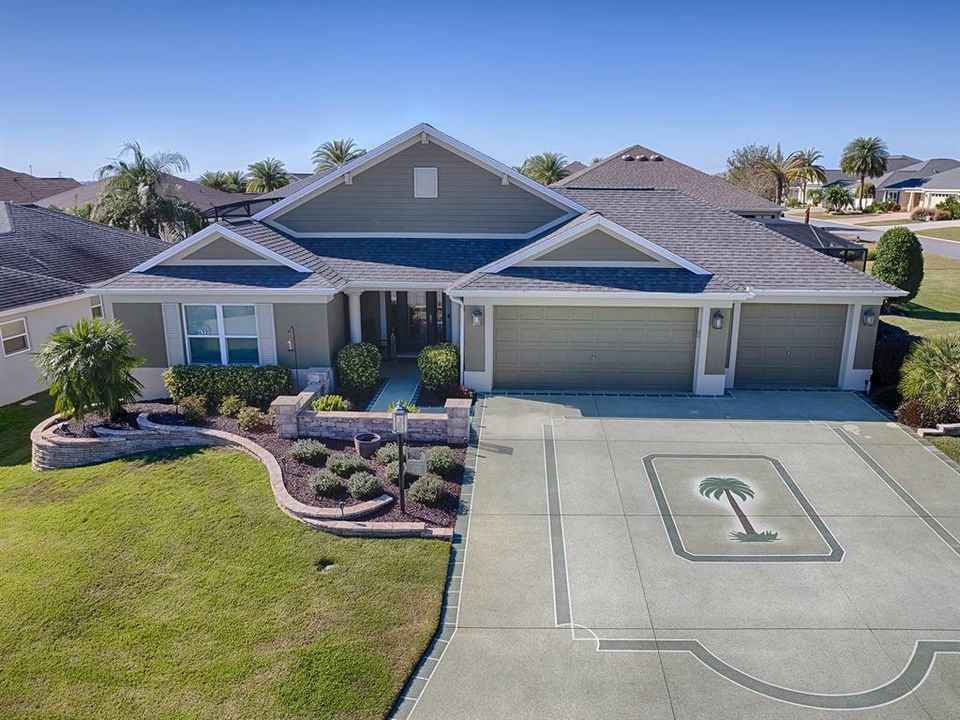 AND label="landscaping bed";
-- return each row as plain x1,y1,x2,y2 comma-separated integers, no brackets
414,384,476,409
